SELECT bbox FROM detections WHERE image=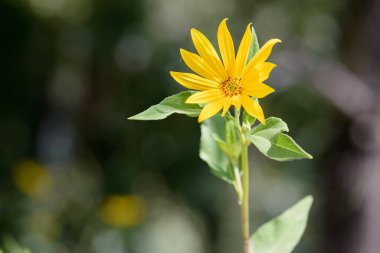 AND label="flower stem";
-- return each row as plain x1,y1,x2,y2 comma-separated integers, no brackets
234,108,250,253
241,138,250,253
